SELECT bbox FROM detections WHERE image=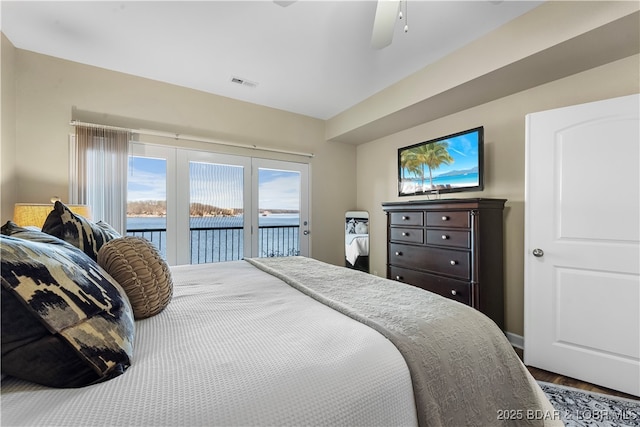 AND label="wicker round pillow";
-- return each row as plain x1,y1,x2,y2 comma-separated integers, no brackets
97,236,173,319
